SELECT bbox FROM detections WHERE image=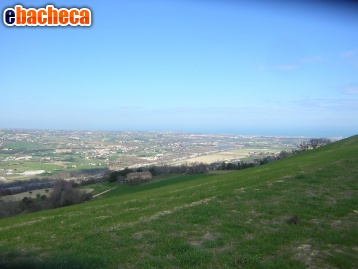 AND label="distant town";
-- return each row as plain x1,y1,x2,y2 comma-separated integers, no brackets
0,129,340,182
